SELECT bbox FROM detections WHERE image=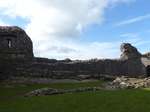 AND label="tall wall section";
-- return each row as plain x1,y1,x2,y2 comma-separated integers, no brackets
0,26,34,80
6,57,144,81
